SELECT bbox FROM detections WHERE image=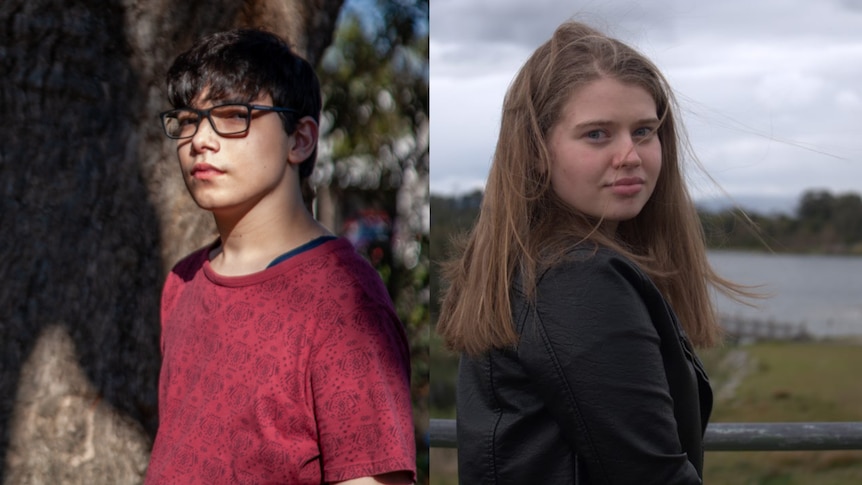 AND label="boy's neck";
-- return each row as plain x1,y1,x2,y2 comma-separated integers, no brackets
208,198,331,277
